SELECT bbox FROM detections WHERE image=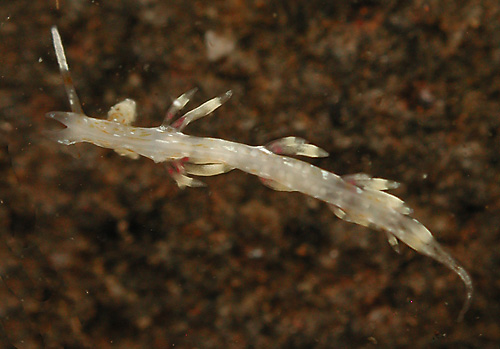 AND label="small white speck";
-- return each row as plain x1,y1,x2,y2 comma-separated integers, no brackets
329,249,339,259
205,30,236,62
248,248,263,259
422,173,428,179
